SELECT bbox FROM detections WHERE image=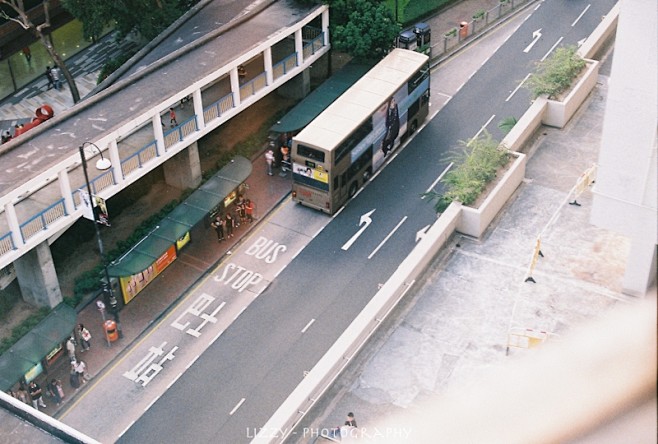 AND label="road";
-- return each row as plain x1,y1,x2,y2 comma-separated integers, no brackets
63,1,617,442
